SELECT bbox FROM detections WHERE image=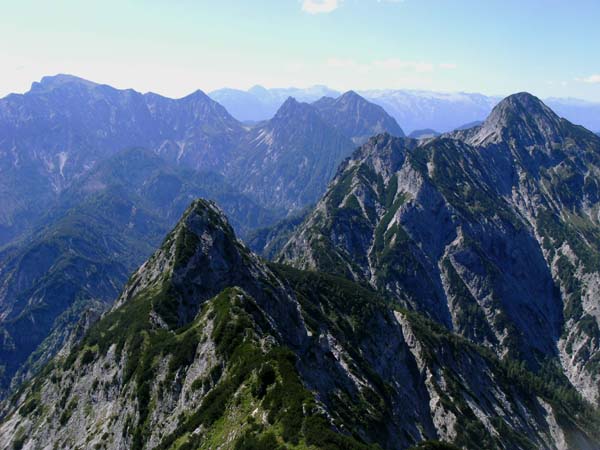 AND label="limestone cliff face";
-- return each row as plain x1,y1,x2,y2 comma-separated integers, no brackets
278,94,600,405
2,199,597,450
